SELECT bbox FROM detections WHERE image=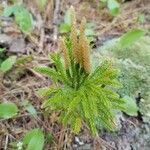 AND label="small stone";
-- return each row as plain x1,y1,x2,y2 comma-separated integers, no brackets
9,38,26,53
77,144,91,150
0,34,13,45
75,136,85,146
